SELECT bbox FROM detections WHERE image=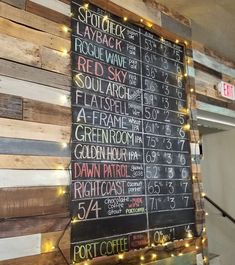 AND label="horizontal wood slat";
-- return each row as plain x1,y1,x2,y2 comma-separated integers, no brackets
41,47,70,75
0,93,22,120
0,250,69,265
0,169,70,188
2,0,26,9
0,2,70,39
0,213,70,238
0,75,70,107
0,186,69,218
0,33,41,67
0,17,70,52
0,59,70,91
0,137,70,157
0,234,41,261
26,1,70,26
0,155,70,169
30,0,70,16
23,99,71,126
0,118,70,142
41,229,70,254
